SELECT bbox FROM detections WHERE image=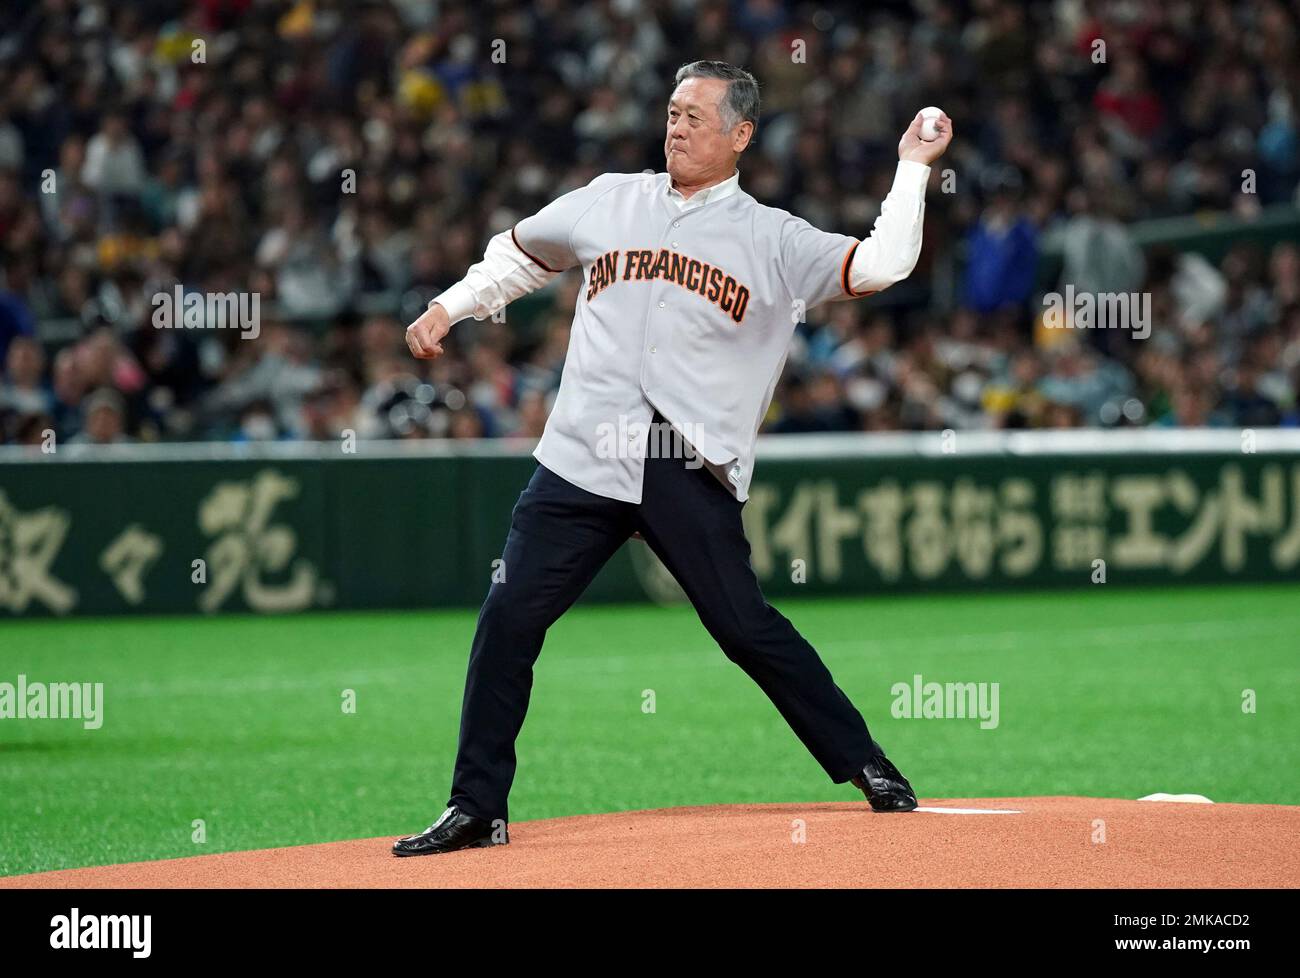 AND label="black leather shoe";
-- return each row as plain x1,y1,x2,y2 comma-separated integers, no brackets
851,743,918,812
392,805,507,856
